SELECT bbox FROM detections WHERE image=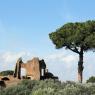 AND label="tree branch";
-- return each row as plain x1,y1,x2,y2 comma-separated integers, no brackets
67,46,80,54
